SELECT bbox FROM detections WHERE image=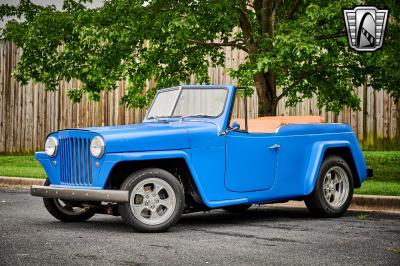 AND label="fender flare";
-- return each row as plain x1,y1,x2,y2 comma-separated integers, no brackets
104,150,215,206
303,141,367,195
